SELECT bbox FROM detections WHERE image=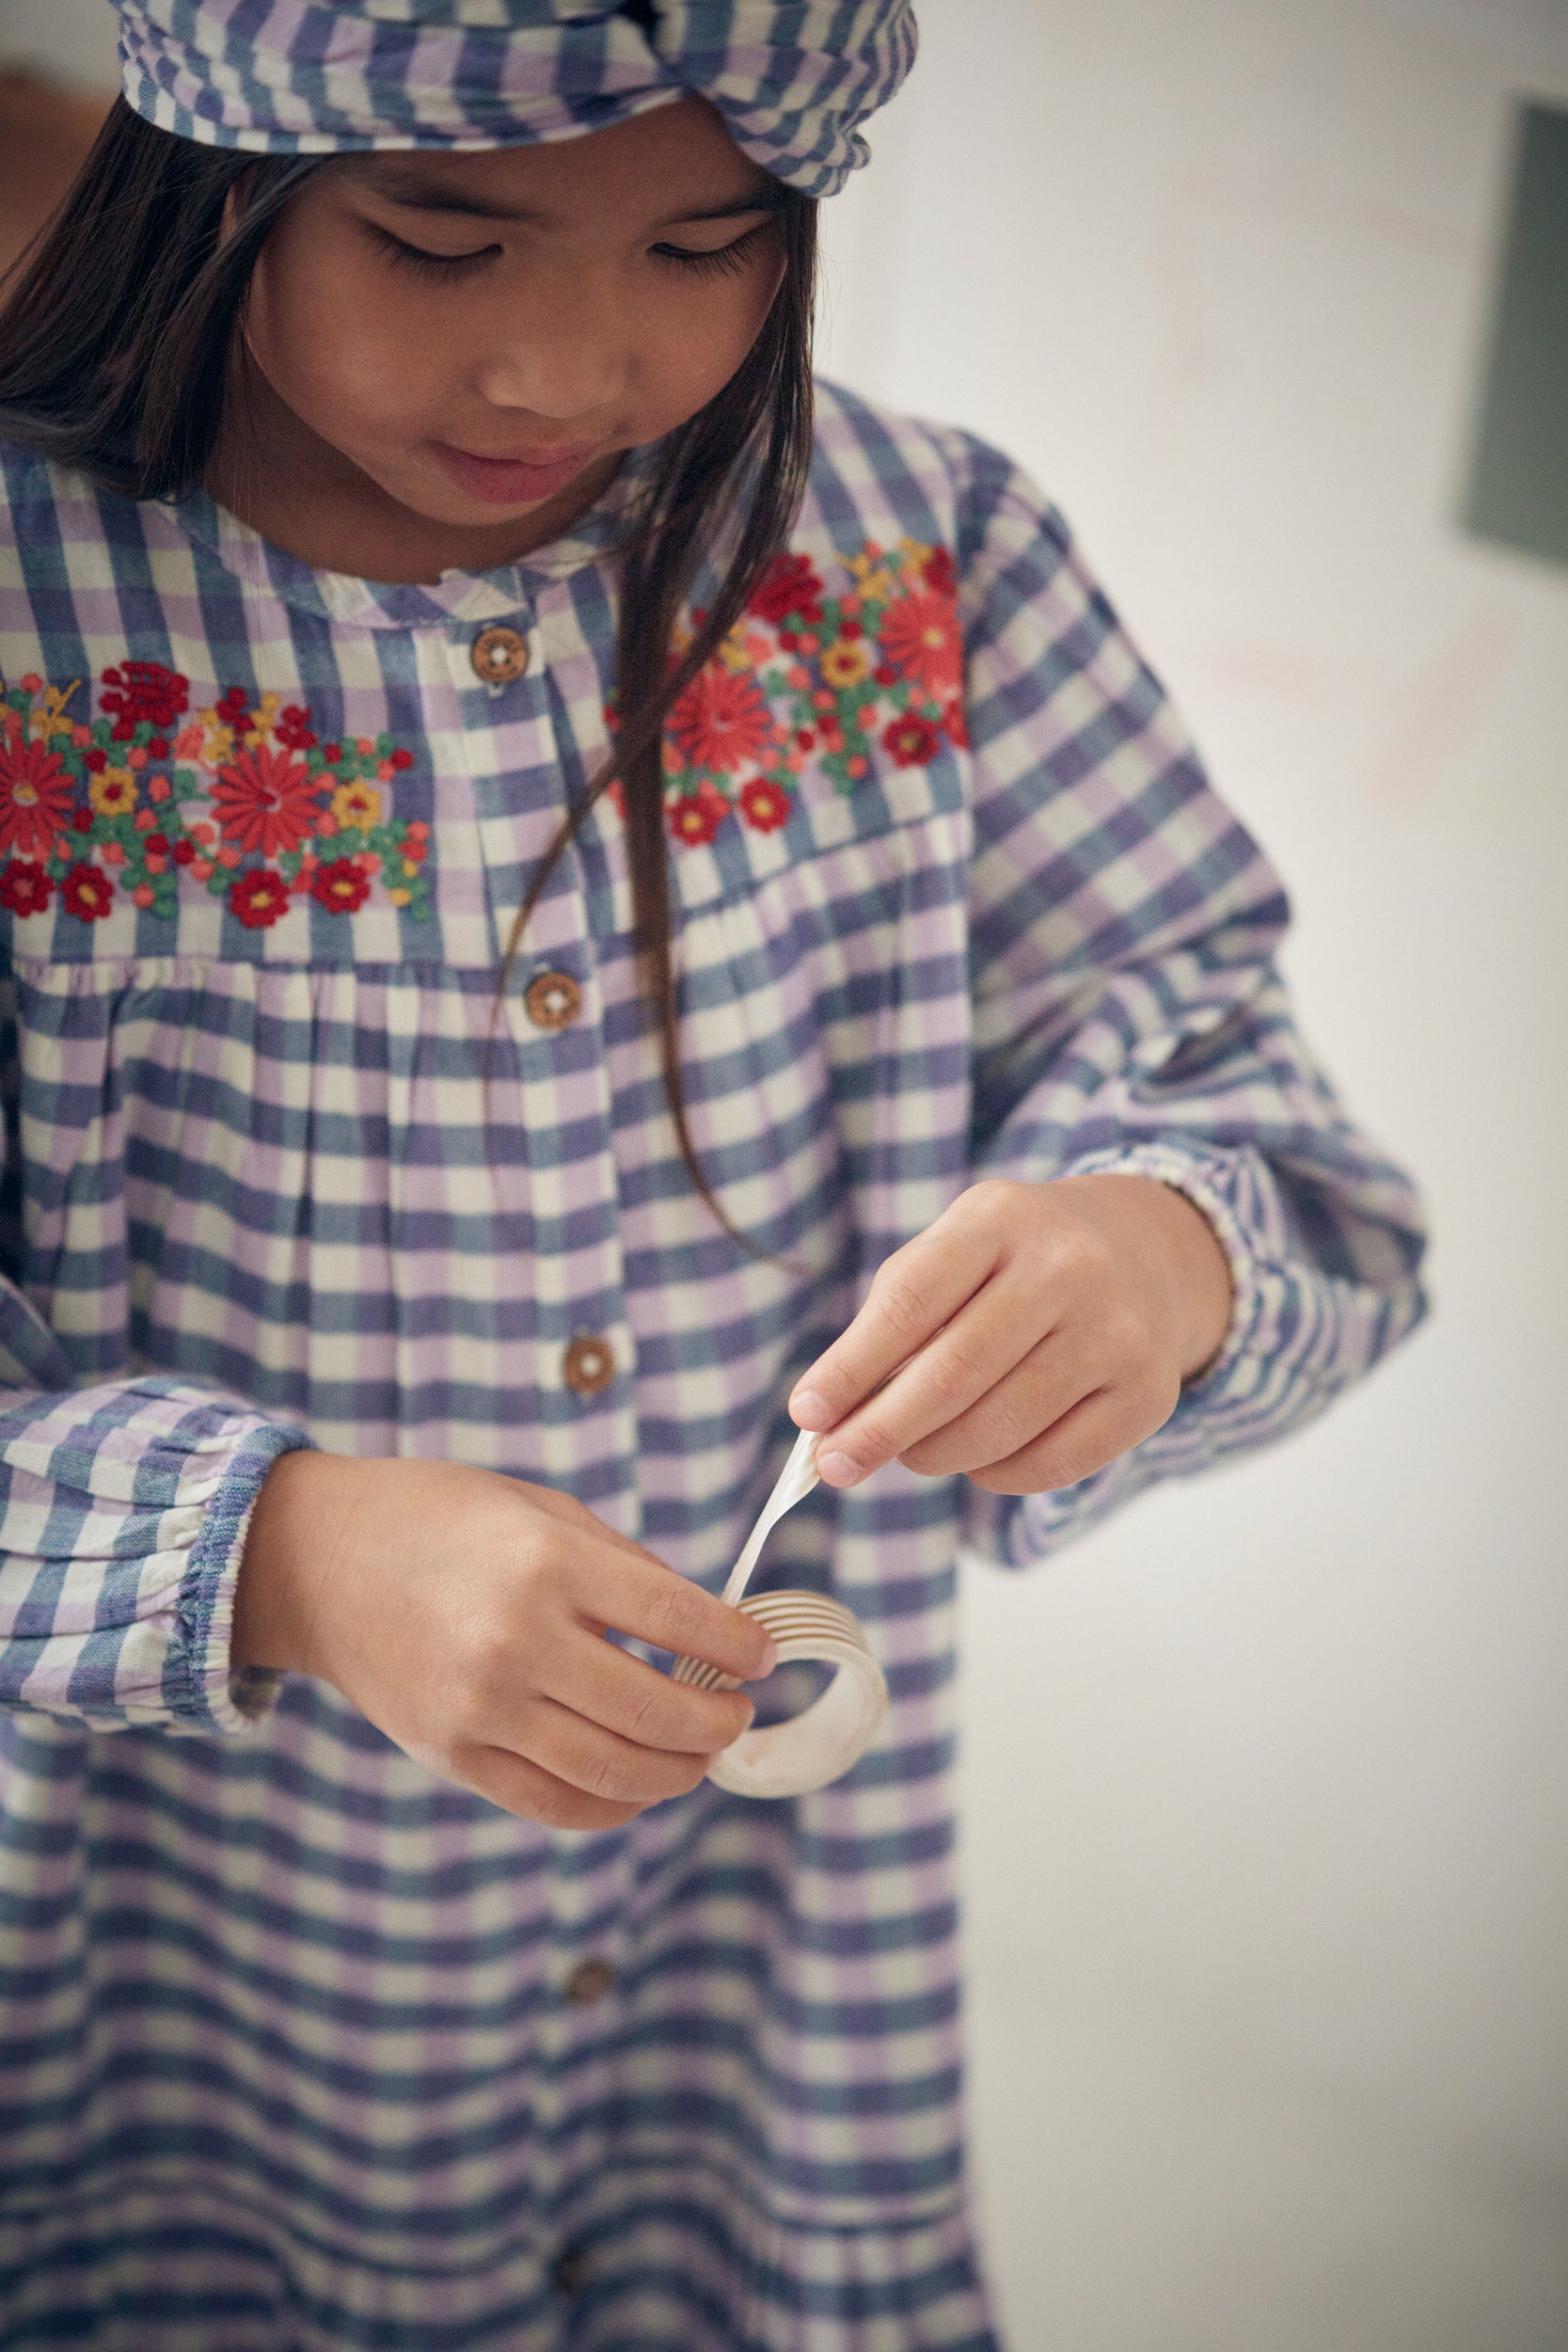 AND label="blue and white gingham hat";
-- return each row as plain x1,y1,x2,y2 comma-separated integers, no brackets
116,1,917,199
